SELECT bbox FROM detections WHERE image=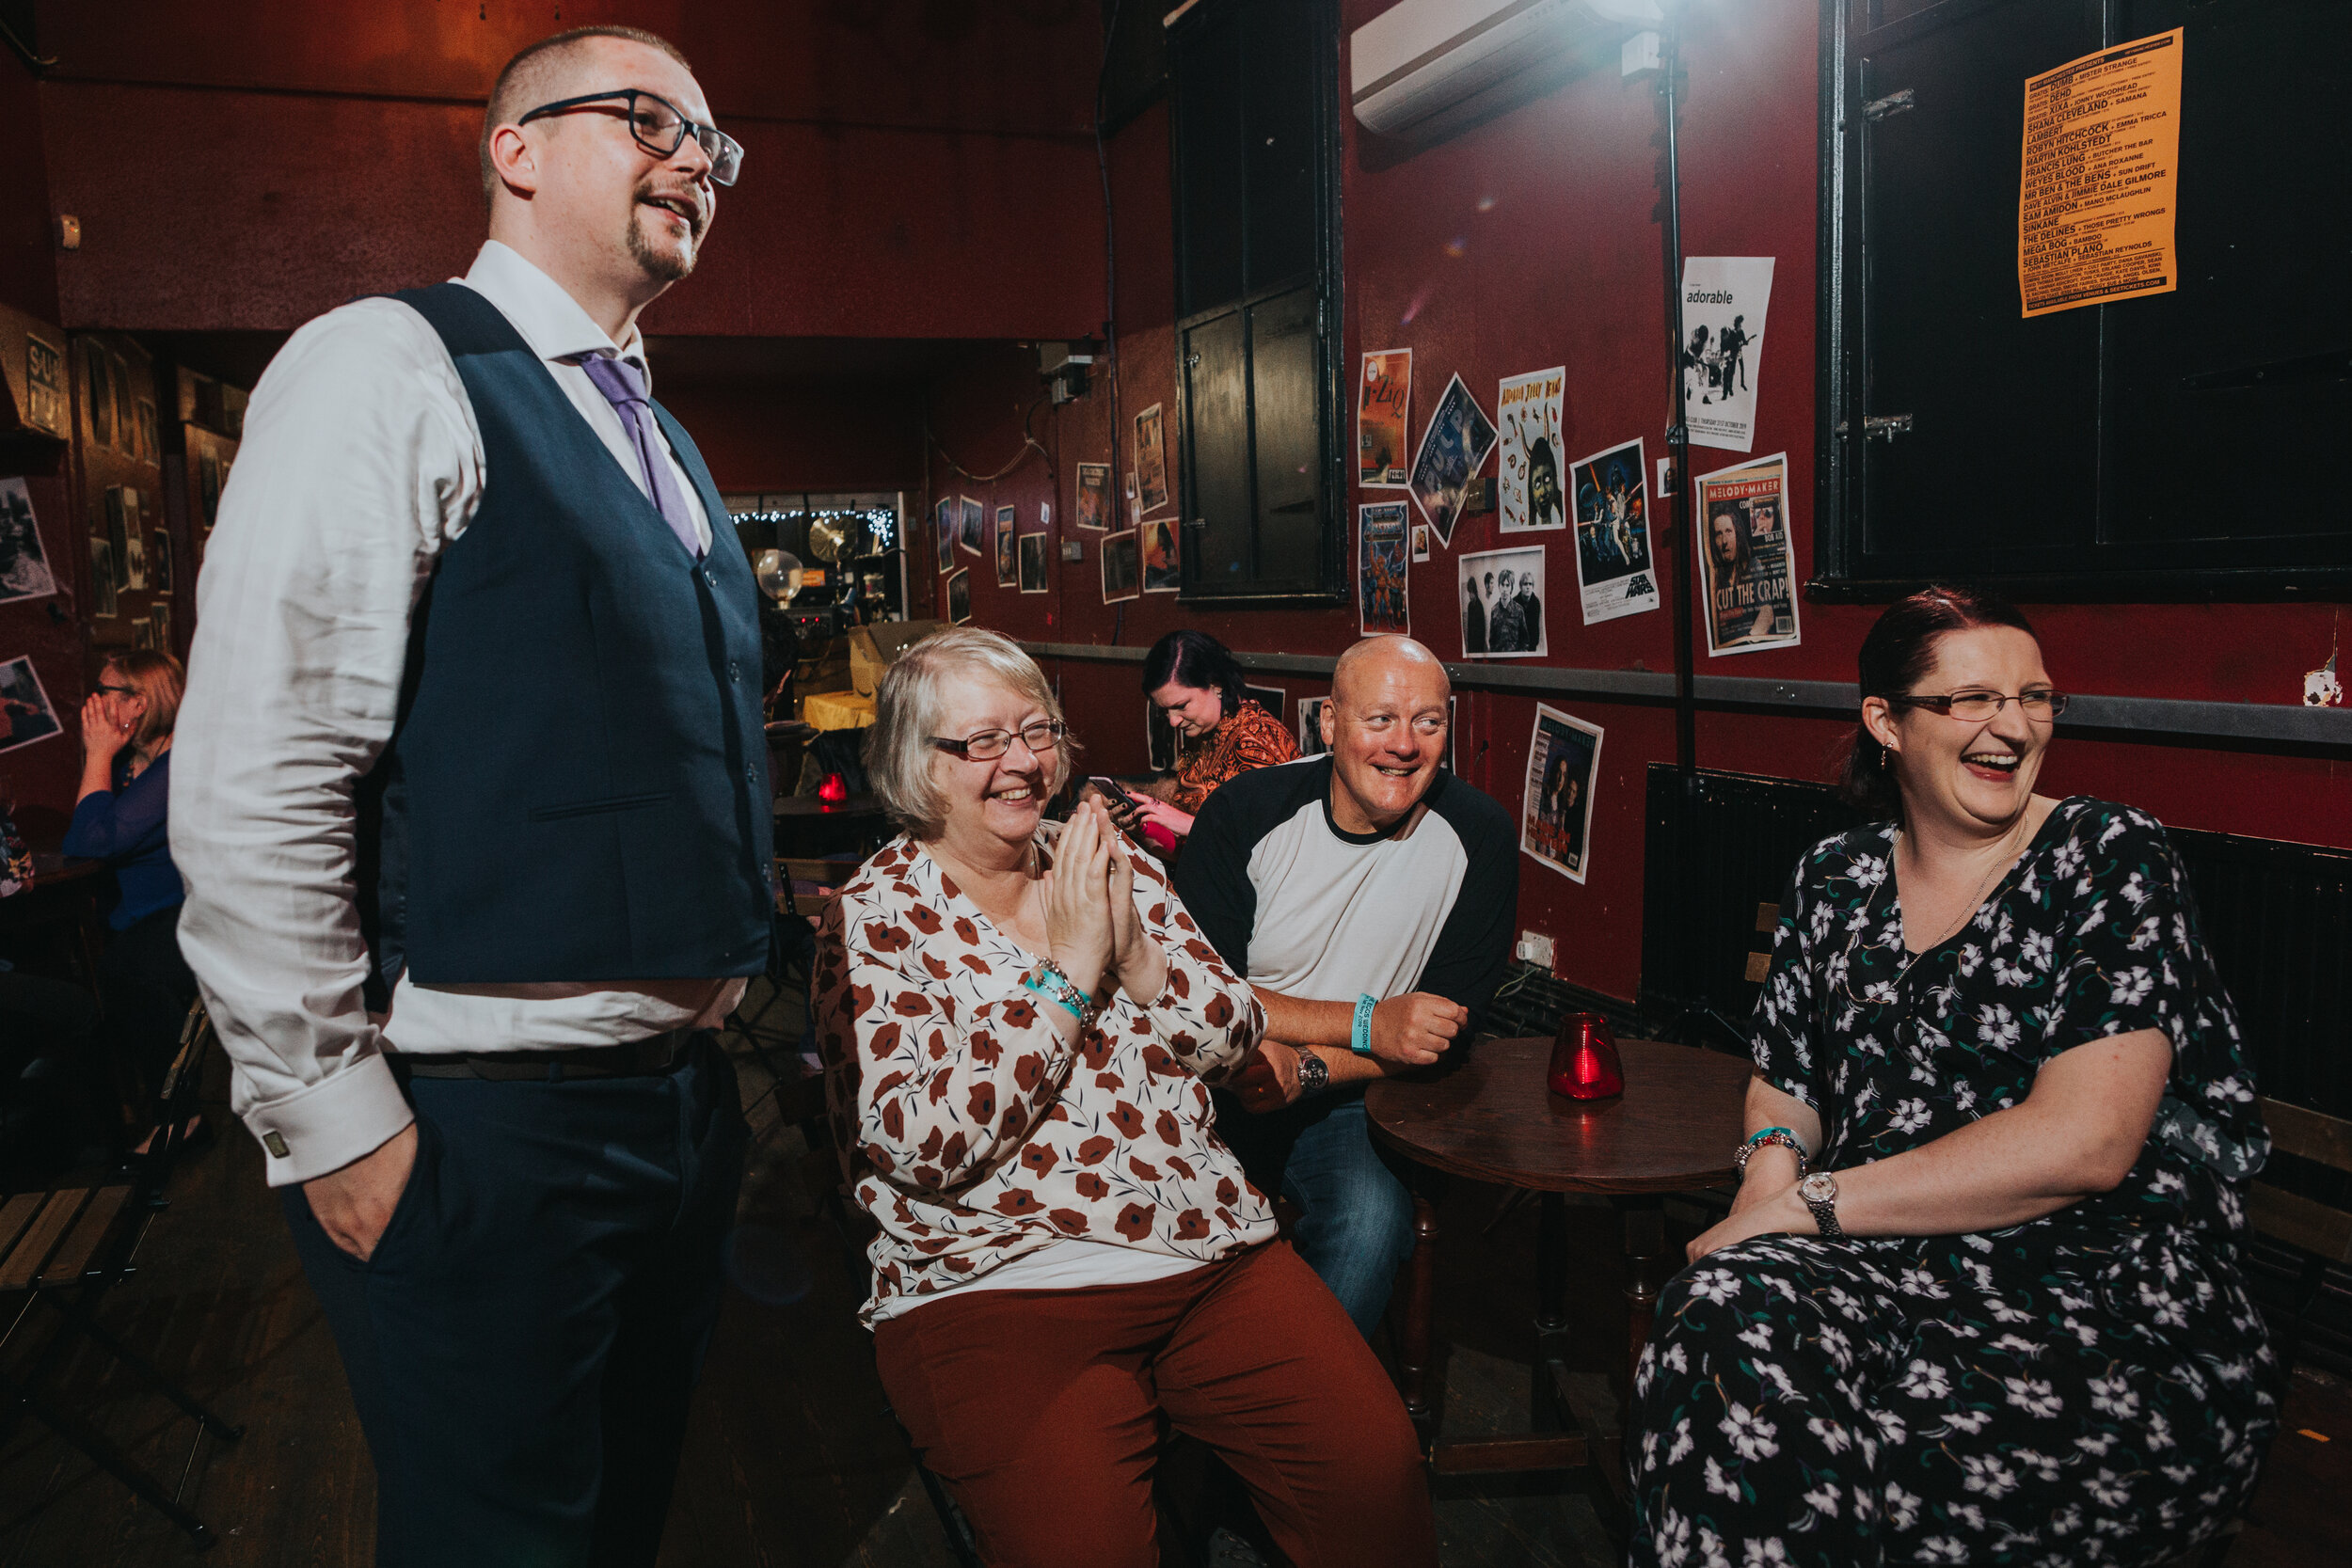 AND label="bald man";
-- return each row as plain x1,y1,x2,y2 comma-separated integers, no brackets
1173,637,1518,1334
176,25,761,1566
